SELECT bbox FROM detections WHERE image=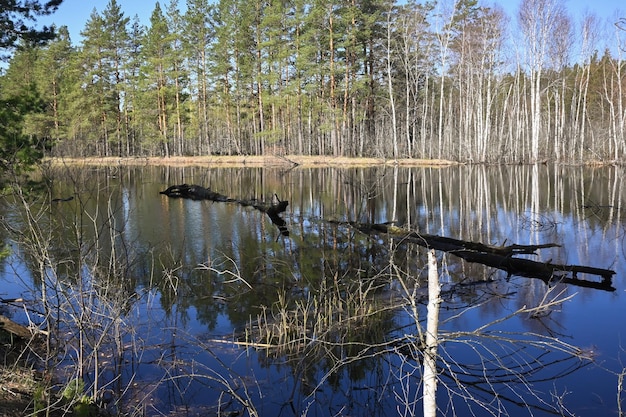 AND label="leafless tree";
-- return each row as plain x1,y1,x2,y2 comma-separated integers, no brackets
518,0,568,162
